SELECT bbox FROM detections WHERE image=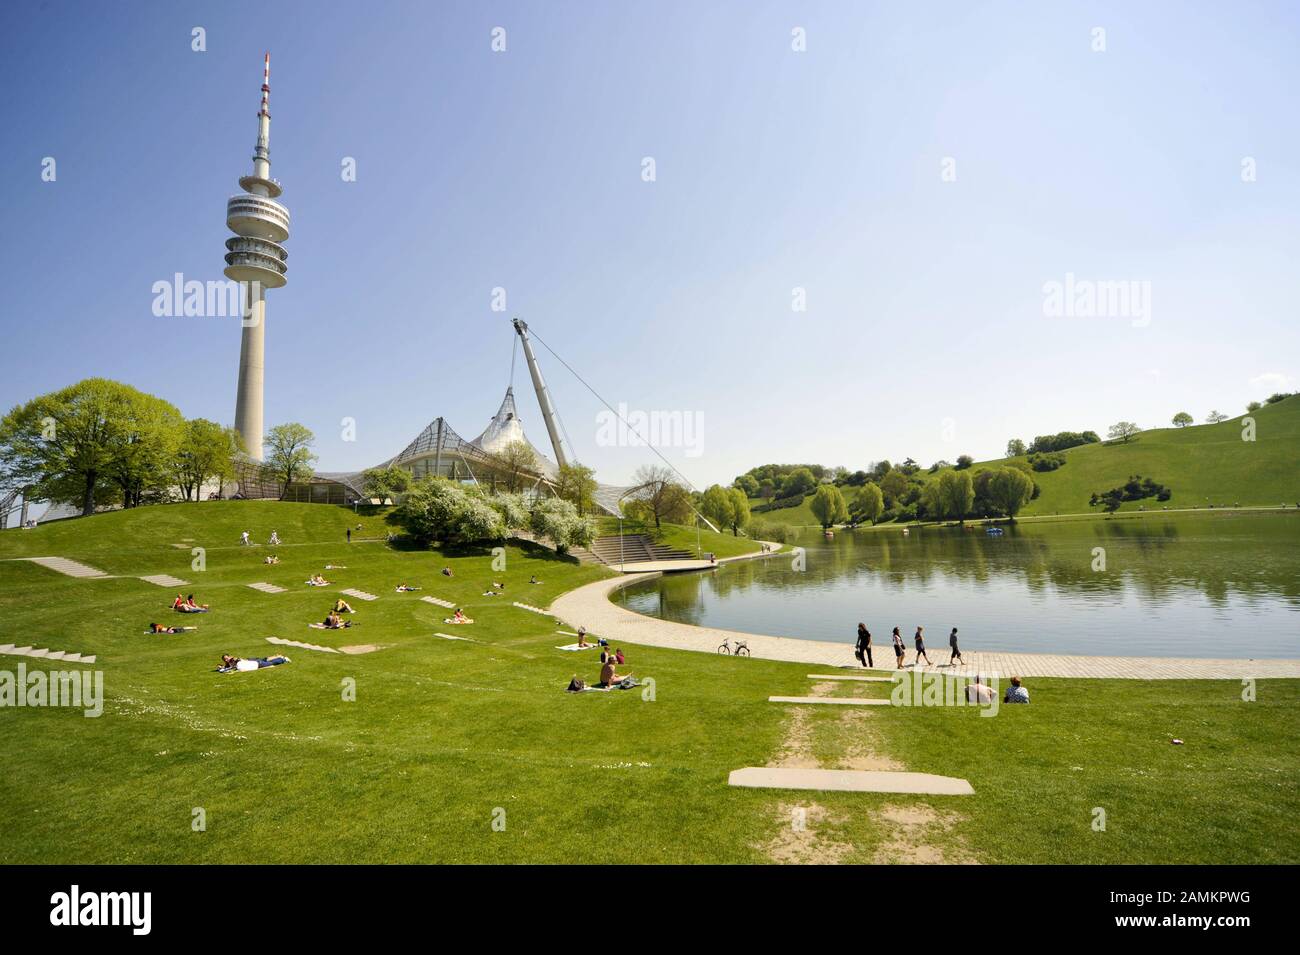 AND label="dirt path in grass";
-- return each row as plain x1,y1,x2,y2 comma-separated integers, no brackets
757,682,975,865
